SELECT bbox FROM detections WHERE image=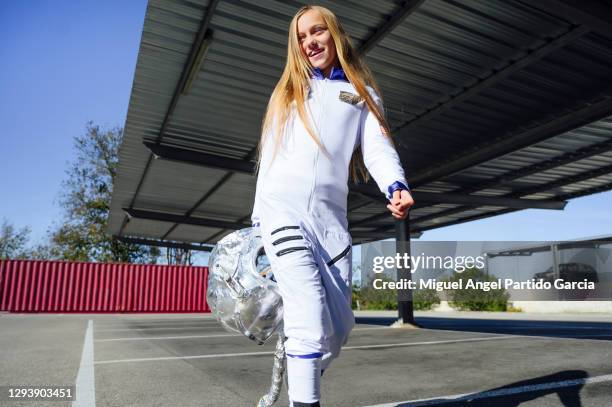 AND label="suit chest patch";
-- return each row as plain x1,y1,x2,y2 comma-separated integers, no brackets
338,91,363,105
